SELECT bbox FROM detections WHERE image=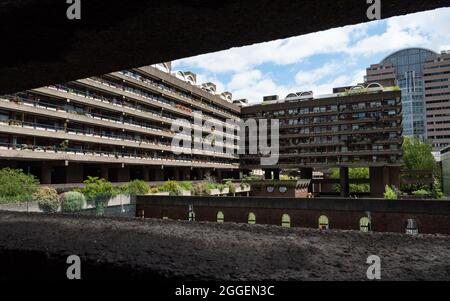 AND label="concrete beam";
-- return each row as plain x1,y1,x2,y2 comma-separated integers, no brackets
0,0,448,94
